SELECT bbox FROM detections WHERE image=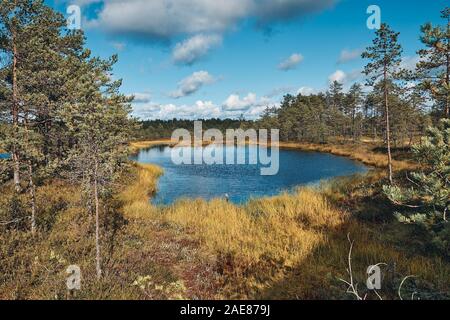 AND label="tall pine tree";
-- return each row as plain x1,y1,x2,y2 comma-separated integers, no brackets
60,55,133,279
0,0,86,233
363,23,403,184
